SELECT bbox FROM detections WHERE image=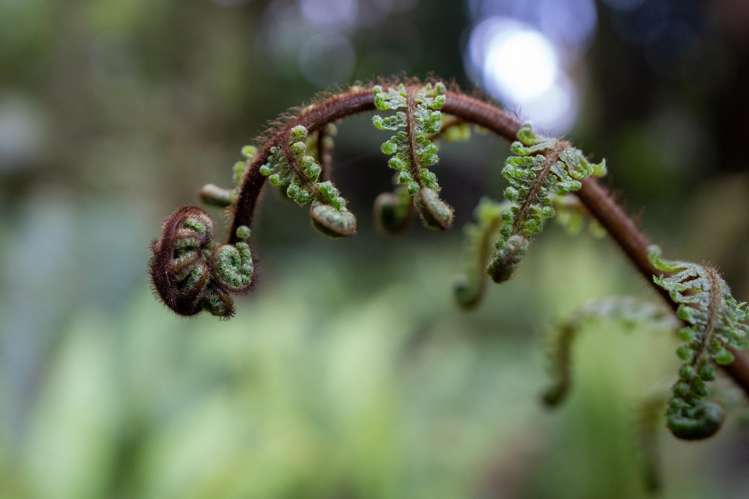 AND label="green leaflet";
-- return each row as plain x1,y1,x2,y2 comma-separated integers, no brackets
199,145,256,208
372,82,454,230
259,125,356,237
542,297,676,408
649,246,749,440
453,198,506,310
487,123,606,283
